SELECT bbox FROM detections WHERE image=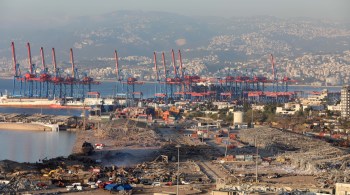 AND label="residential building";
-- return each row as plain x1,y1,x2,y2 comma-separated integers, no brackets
341,85,350,118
